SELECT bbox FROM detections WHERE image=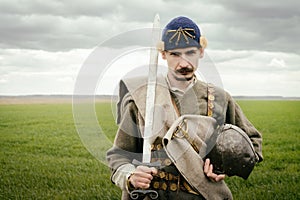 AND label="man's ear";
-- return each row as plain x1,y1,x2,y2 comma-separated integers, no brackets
161,51,167,60
199,48,205,58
